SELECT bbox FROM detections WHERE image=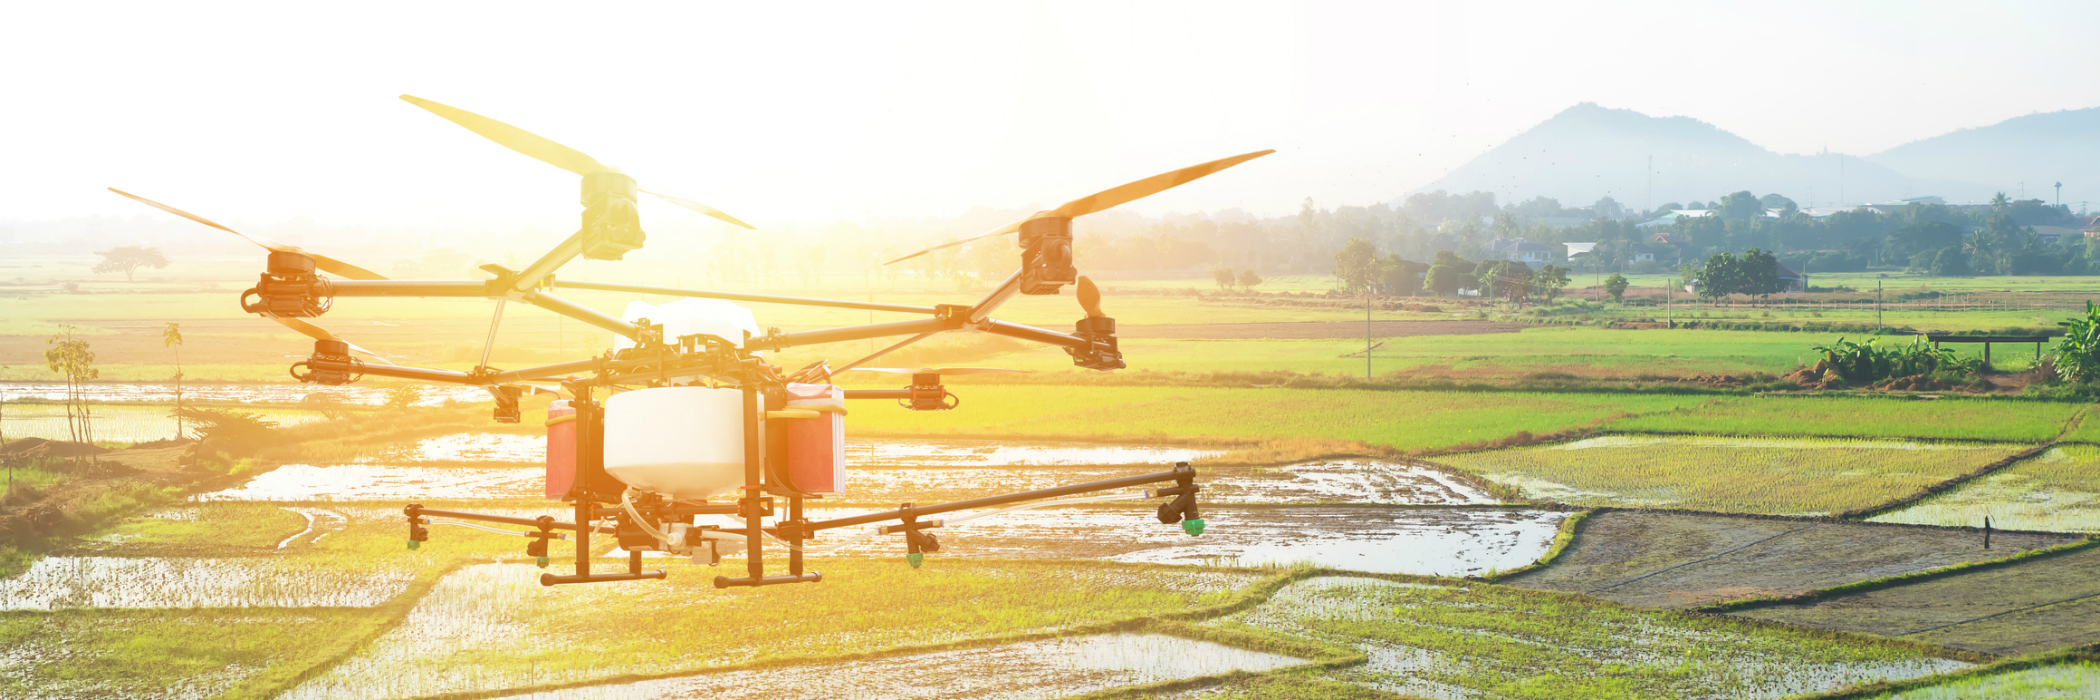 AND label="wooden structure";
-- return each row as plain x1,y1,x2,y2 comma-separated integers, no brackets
1922,333,2055,367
